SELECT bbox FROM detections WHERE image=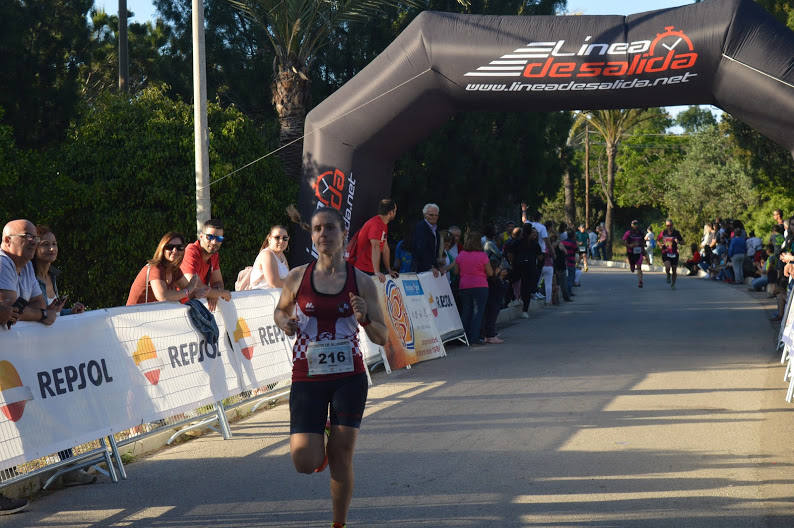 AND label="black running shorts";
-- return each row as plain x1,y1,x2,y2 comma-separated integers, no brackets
628,253,643,271
662,254,679,267
290,373,368,434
